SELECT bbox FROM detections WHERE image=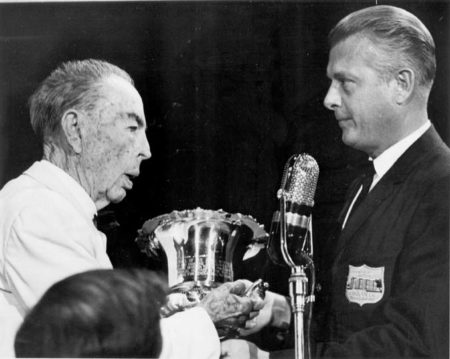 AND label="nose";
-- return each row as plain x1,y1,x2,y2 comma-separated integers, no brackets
138,132,151,160
323,83,341,111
